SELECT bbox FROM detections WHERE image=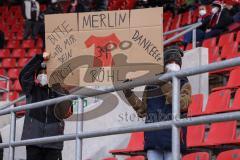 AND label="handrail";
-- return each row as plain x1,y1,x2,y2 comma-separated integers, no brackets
1,57,239,112
163,22,201,36
0,57,239,160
